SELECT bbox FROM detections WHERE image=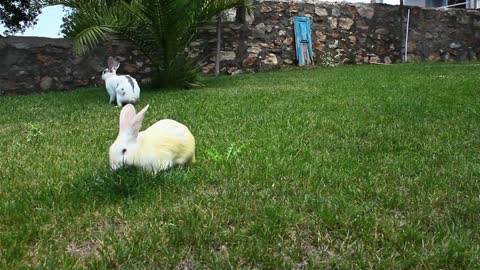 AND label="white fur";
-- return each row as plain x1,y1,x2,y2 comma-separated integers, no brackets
101,57,140,107
109,104,196,173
